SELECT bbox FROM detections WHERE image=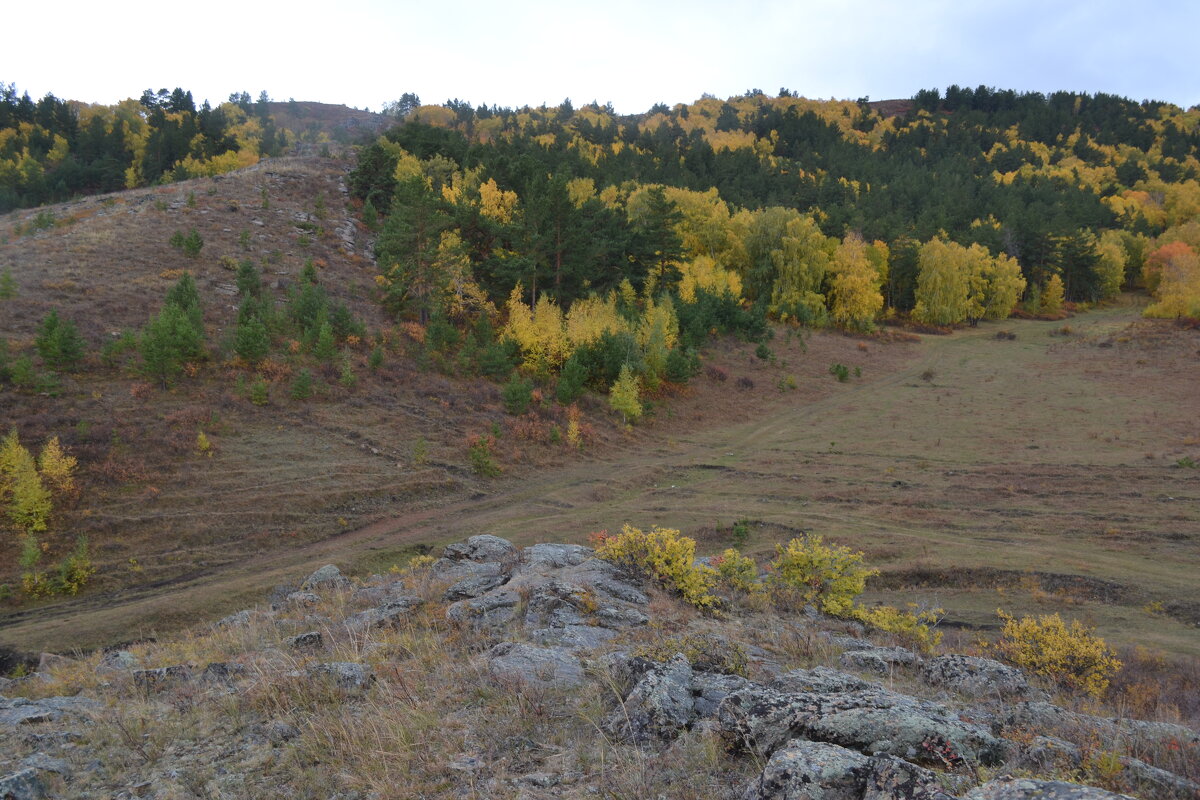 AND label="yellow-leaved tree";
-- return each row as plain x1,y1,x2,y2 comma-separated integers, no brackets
1,430,52,533
434,232,494,322
1095,229,1129,300
1144,241,1200,318
913,237,970,325
1040,274,1065,315
769,215,834,324
501,286,569,375
828,234,884,330
38,436,77,494
609,364,642,423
